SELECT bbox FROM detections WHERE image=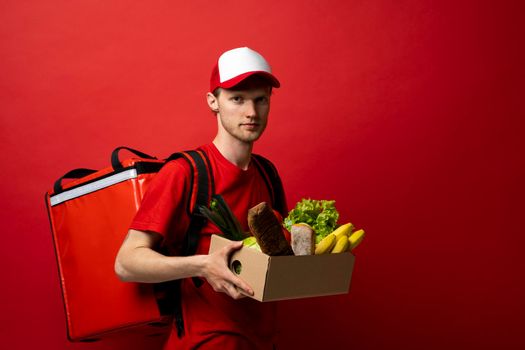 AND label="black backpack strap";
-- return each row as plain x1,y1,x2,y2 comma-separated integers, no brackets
251,154,288,217
111,146,157,171
53,168,97,194
163,149,213,338
180,150,212,260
